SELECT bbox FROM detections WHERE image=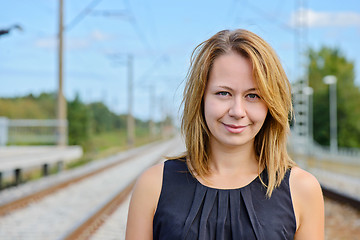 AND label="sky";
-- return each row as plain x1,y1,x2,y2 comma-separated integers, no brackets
1,0,360,122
